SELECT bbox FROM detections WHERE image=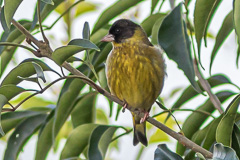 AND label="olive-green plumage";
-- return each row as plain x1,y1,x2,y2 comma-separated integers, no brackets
102,19,165,146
